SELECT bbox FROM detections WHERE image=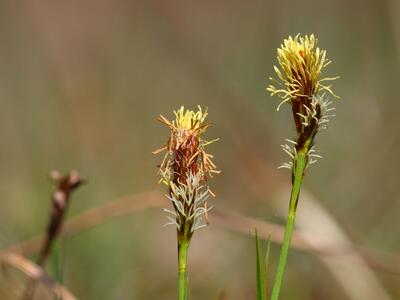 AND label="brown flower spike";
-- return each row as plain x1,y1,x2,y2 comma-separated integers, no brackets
154,106,219,240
